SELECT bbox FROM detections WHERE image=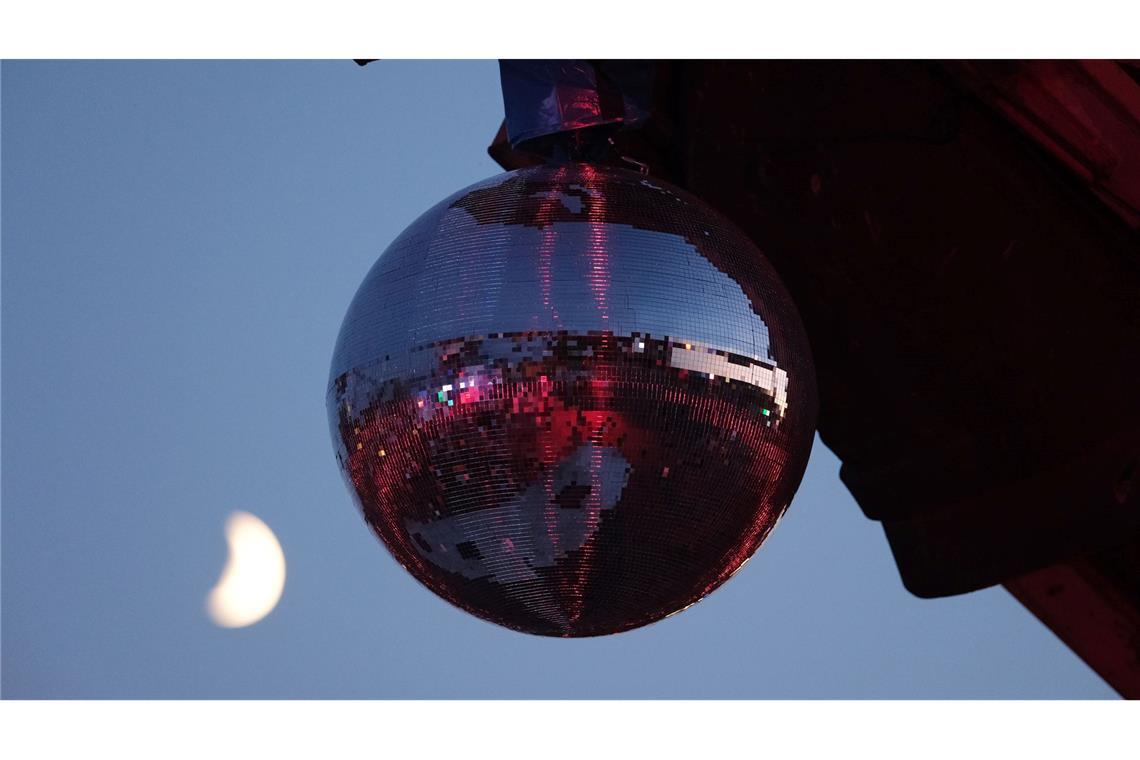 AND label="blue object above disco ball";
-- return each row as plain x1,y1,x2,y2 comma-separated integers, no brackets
328,163,817,636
